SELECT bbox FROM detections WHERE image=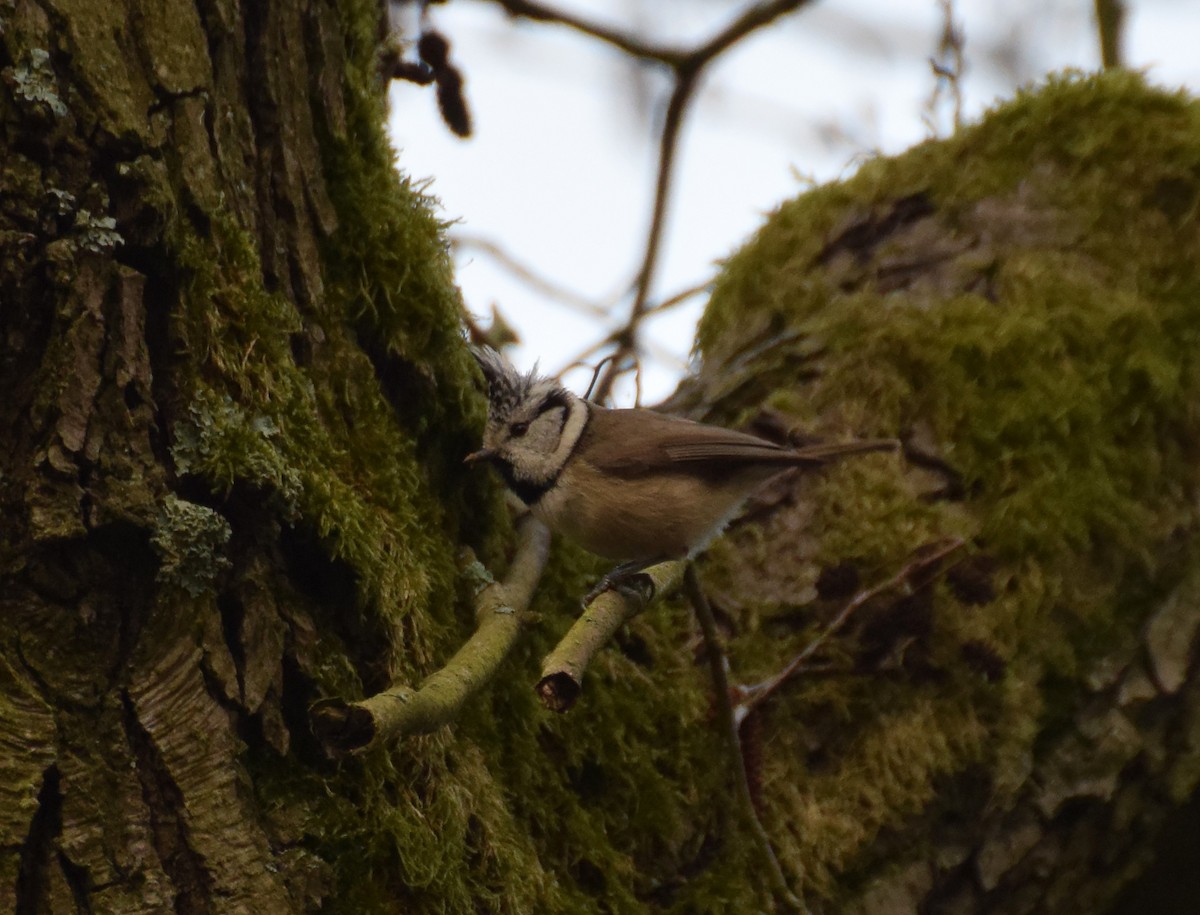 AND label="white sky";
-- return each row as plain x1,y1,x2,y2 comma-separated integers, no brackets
387,0,1200,404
